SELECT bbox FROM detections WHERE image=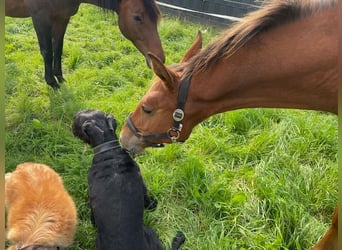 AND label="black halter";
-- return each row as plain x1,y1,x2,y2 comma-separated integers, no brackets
125,75,192,147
